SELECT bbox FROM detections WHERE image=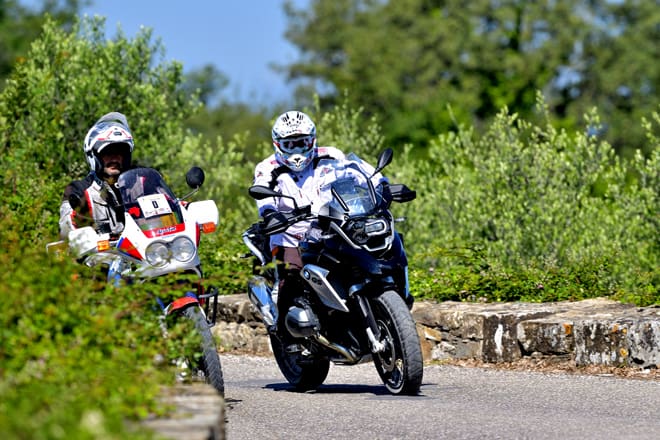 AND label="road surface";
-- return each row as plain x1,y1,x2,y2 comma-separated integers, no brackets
221,354,660,439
